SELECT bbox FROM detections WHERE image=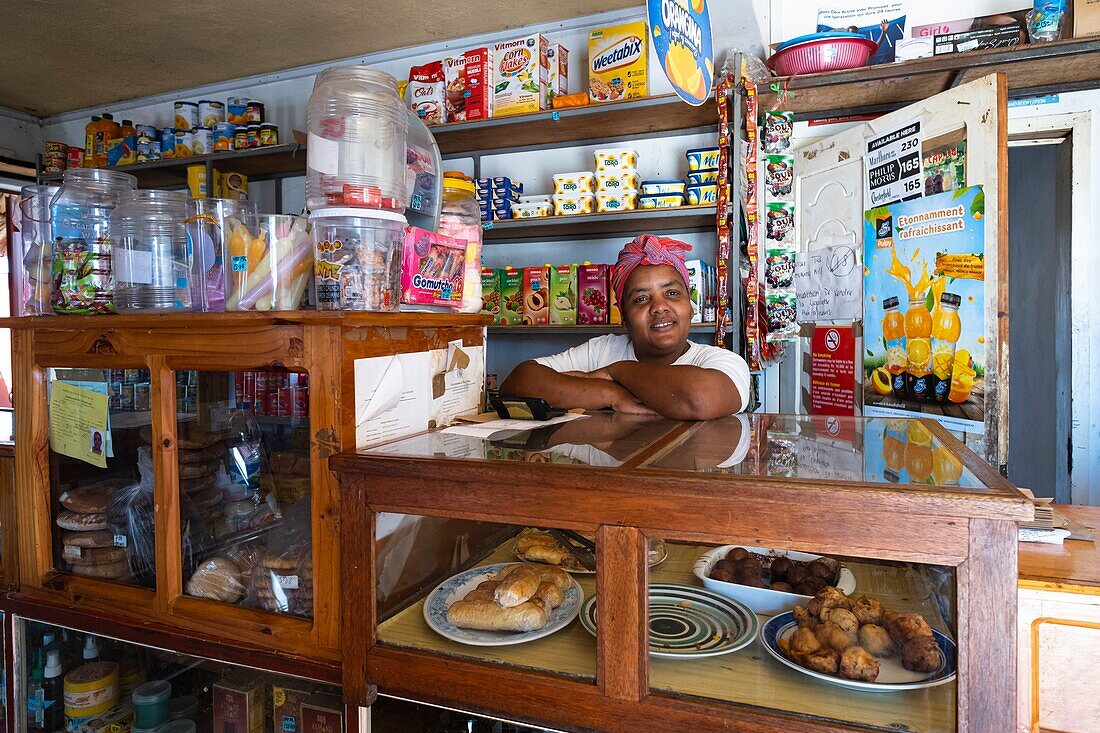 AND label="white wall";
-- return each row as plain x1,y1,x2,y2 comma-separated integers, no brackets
0,107,42,161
